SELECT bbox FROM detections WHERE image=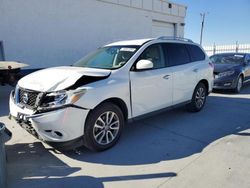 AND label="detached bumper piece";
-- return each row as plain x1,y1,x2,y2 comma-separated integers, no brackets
15,114,40,140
